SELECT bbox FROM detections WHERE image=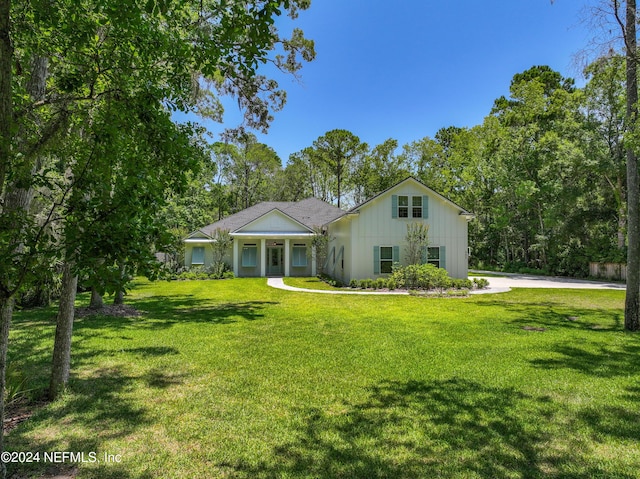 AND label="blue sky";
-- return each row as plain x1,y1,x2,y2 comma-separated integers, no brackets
196,0,604,163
